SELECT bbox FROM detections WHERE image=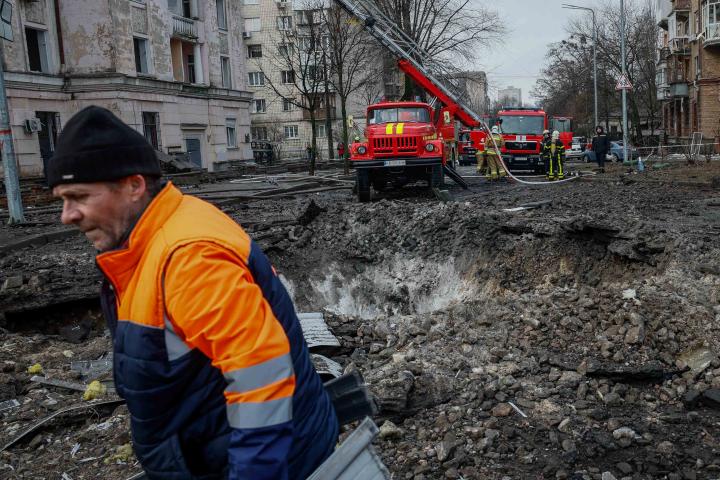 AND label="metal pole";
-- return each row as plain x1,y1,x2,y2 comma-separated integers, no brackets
592,9,598,129
620,0,628,165
0,63,24,224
